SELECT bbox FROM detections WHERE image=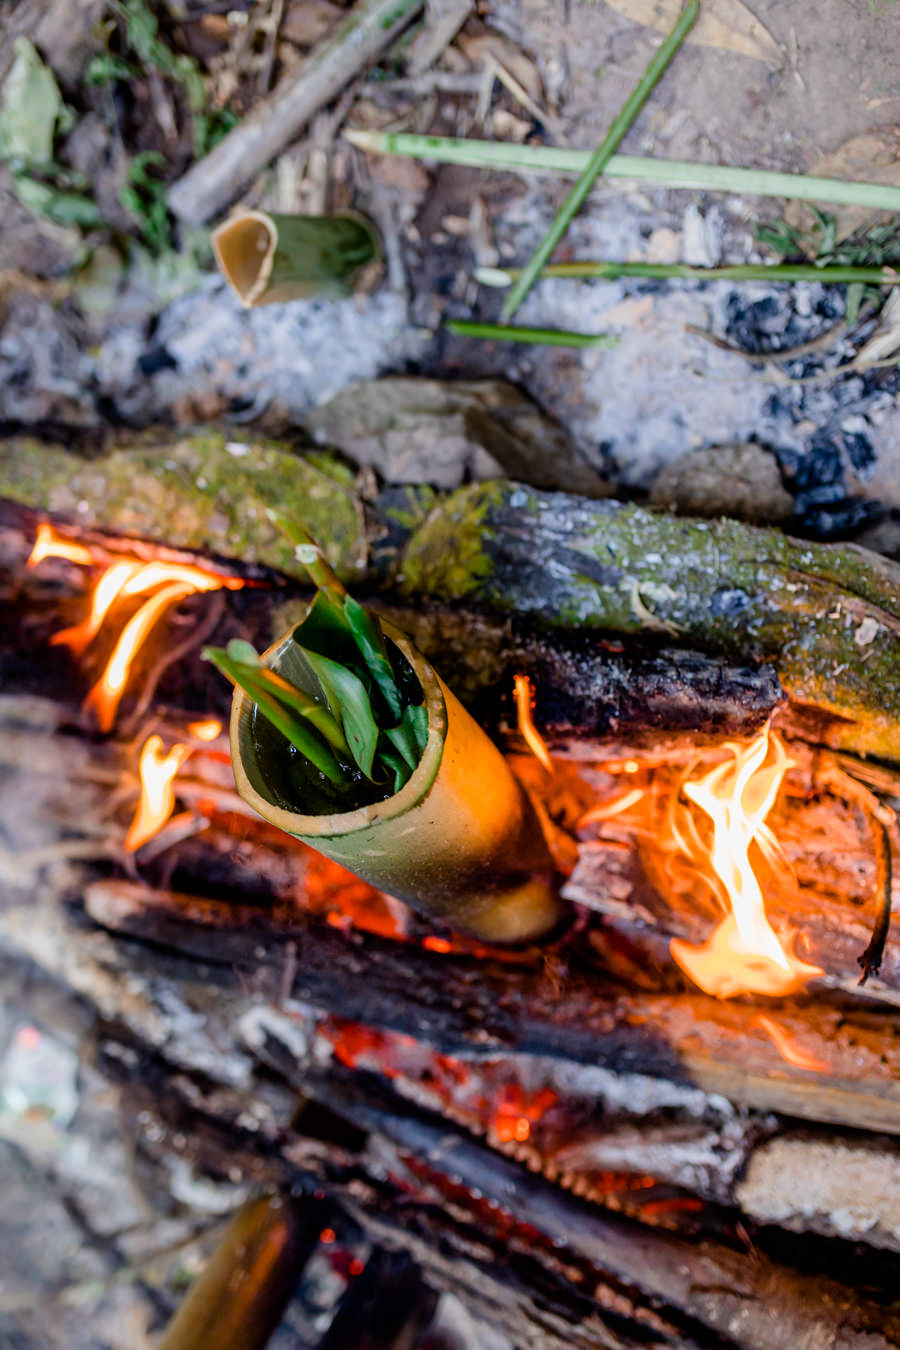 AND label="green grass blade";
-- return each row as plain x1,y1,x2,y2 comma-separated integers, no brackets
476,260,900,286
500,0,698,321
446,320,618,348
344,130,900,213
